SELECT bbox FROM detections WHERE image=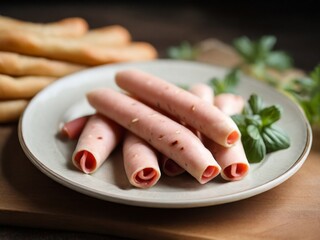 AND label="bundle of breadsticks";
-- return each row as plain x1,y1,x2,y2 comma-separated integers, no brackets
0,15,157,123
